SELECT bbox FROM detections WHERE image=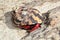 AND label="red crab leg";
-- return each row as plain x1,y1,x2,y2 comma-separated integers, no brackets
18,25,30,30
30,23,41,32
23,25,30,29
